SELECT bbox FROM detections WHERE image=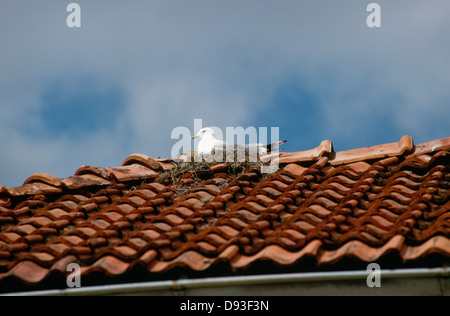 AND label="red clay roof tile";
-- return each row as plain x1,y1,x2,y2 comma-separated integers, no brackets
24,173,62,187
121,153,163,171
5,183,62,196
61,175,111,189
0,136,449,292
278,140,333,164
330,135,414,165
5,260,49,284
